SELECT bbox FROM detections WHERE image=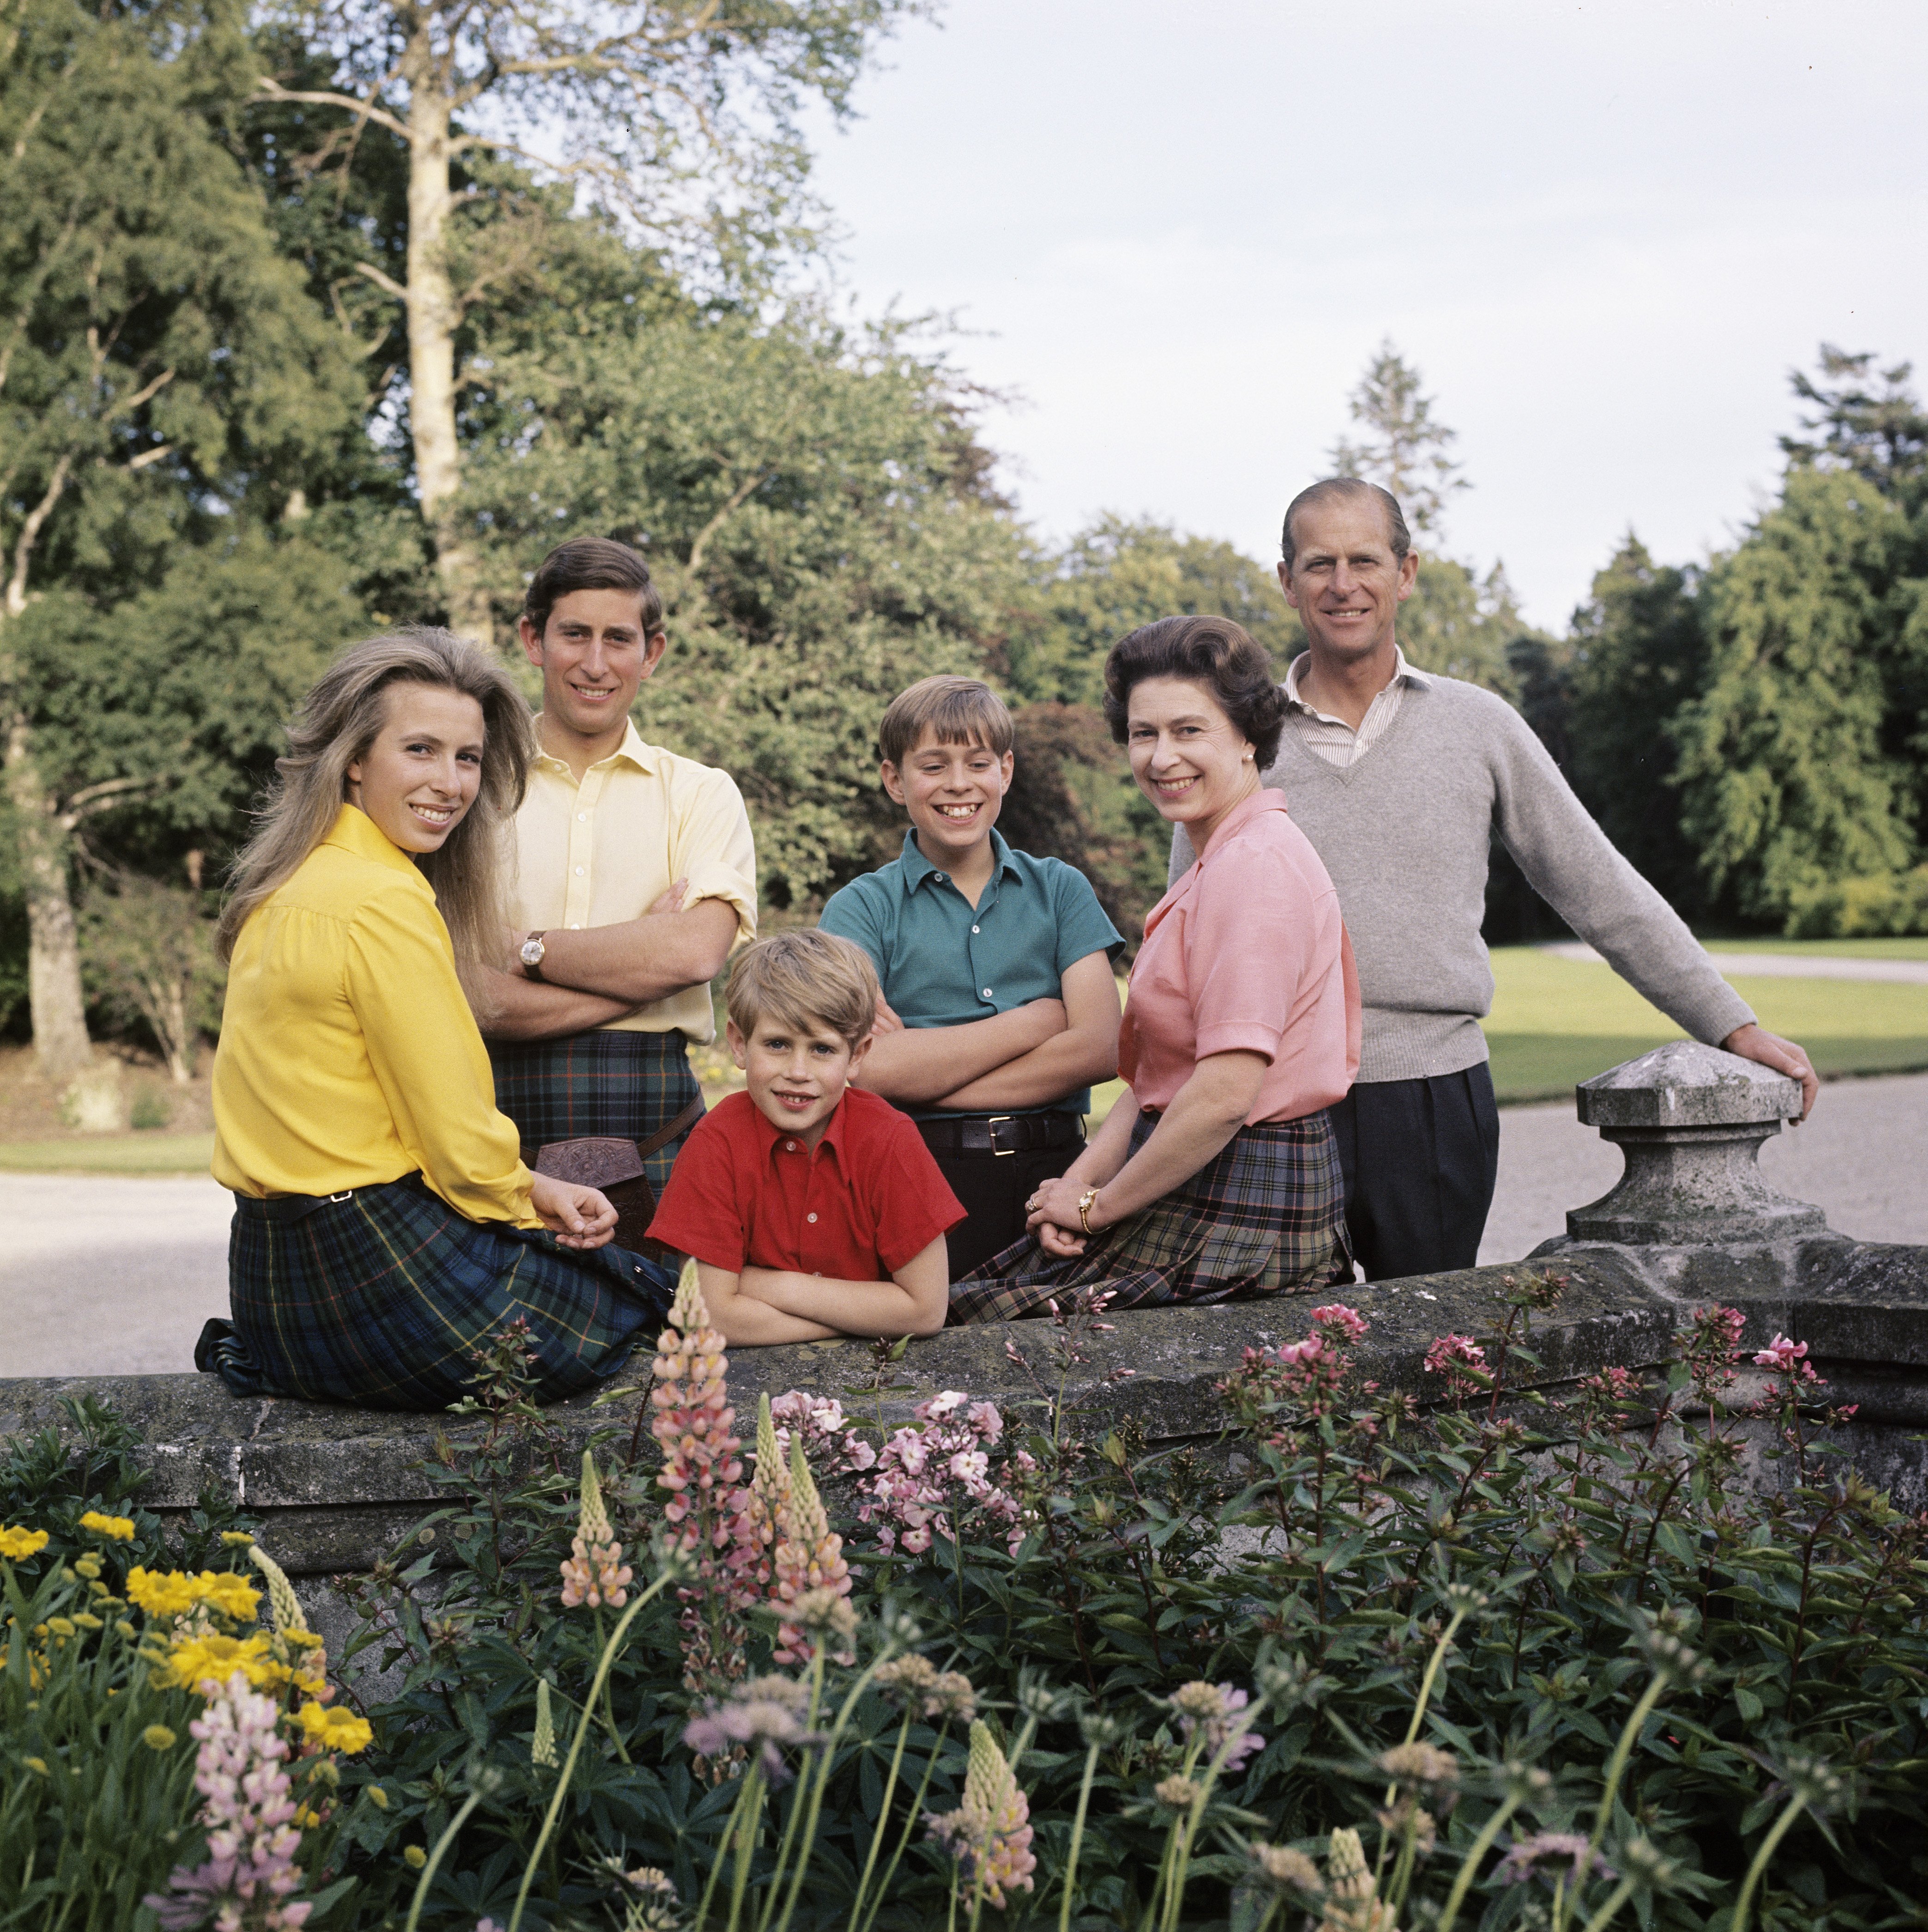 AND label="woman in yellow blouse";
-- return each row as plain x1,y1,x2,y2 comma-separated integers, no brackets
196,629,675,1410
